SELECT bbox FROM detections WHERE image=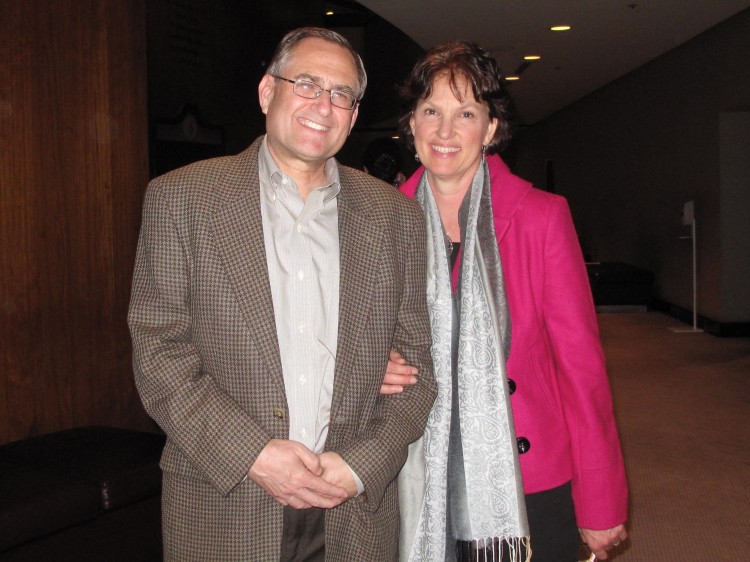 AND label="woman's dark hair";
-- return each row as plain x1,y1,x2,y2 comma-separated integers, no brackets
399,40,514,153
